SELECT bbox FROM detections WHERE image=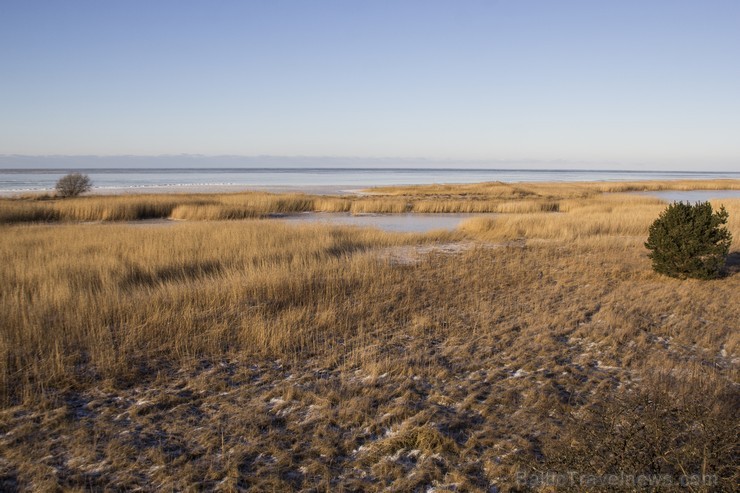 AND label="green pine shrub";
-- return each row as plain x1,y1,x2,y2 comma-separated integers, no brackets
645,201,732,279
